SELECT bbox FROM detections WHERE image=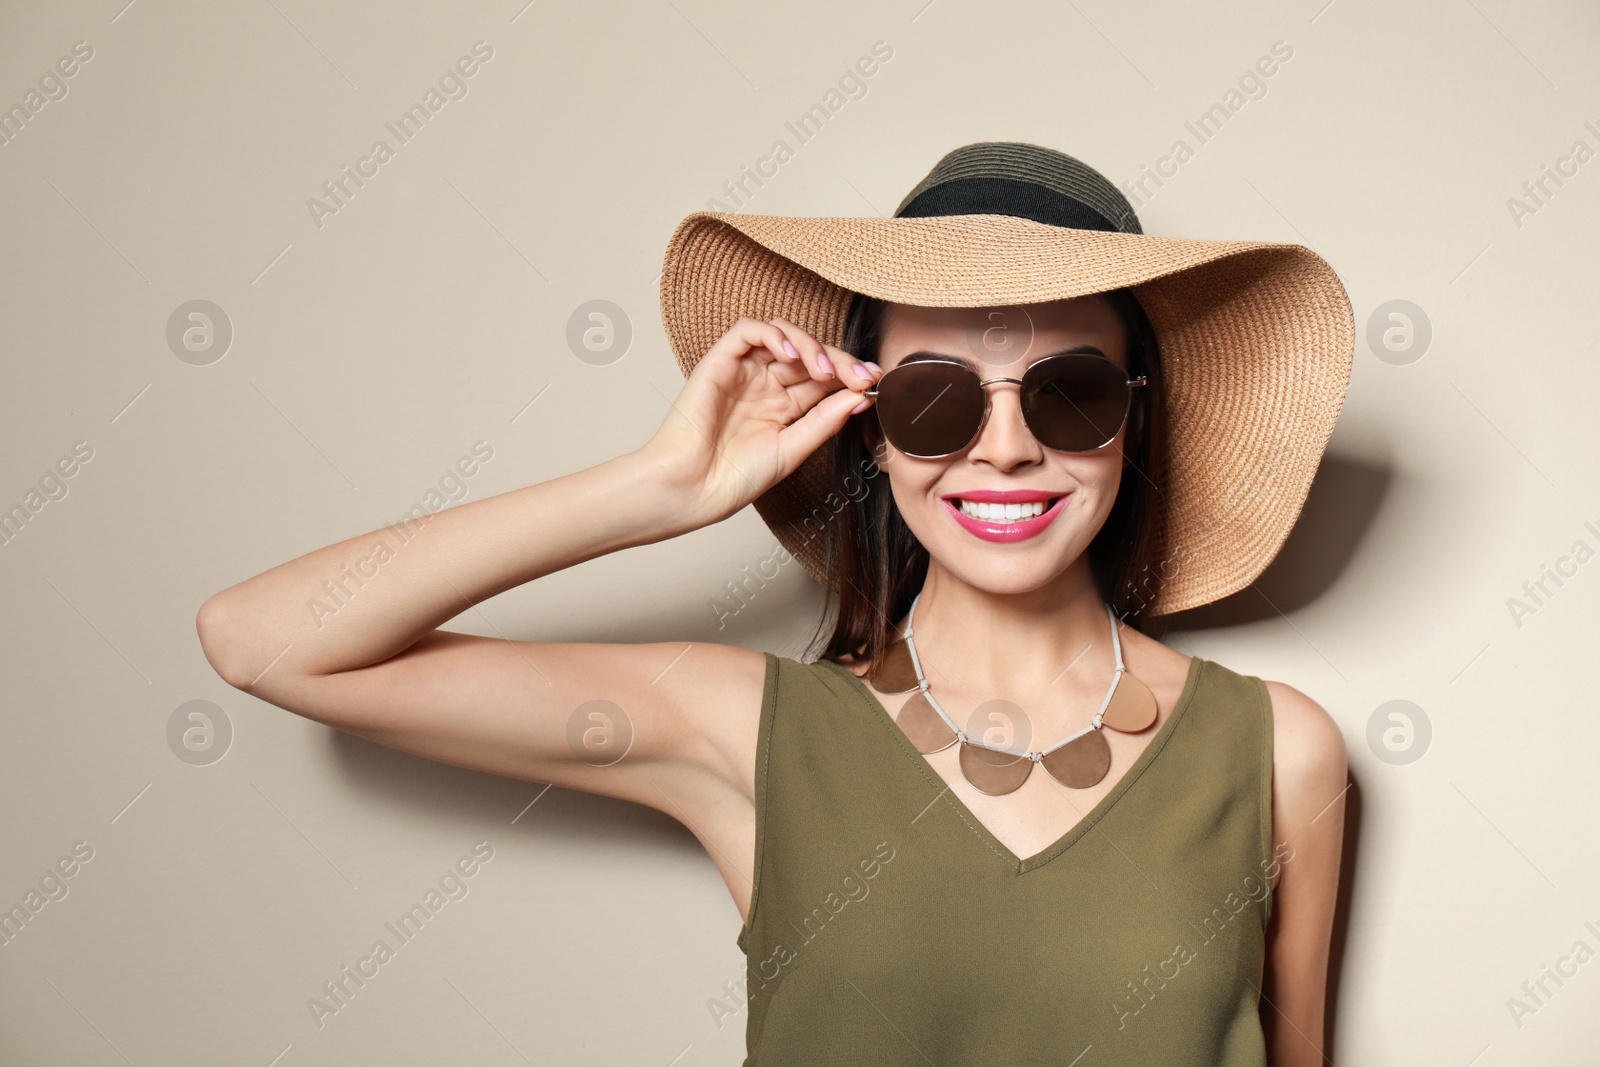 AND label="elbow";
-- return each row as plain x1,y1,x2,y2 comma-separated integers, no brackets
195,594,255,691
